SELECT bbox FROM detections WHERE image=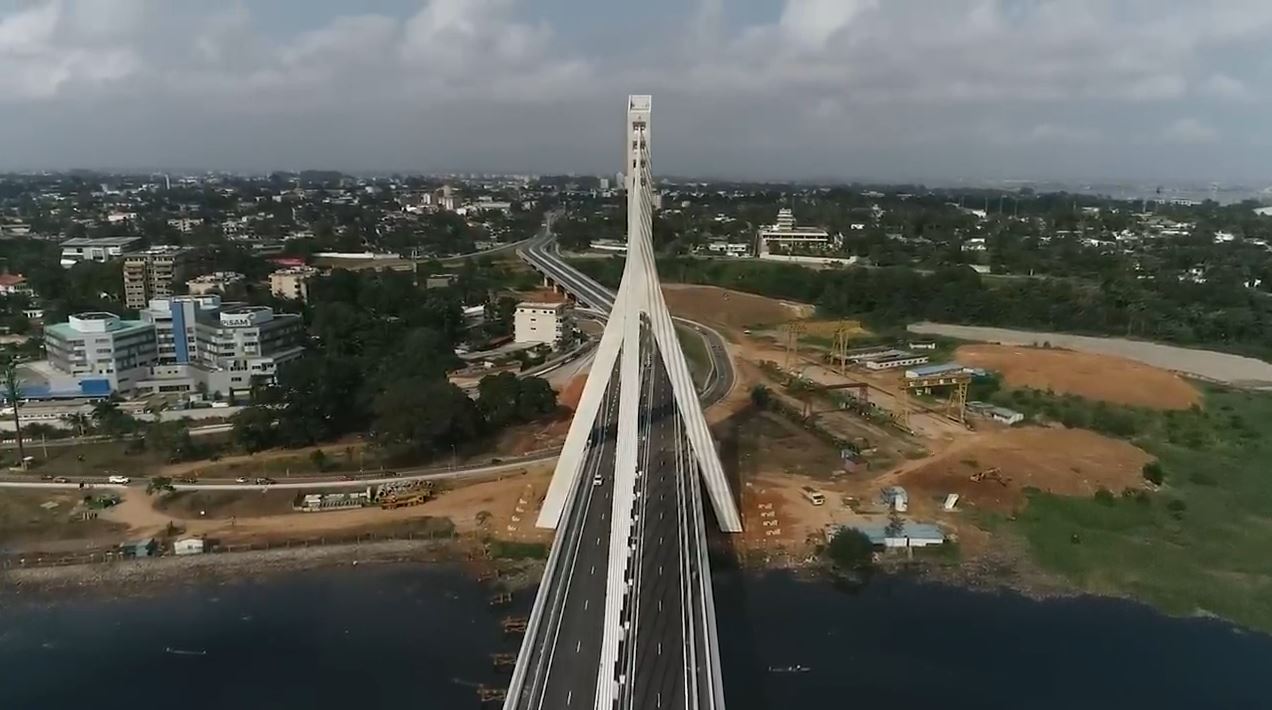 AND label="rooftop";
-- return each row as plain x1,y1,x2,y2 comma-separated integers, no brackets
518,301,569,311
61,236,140,248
